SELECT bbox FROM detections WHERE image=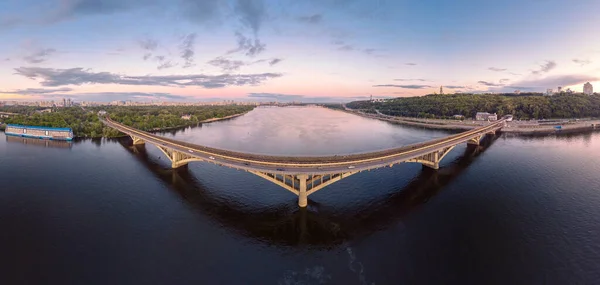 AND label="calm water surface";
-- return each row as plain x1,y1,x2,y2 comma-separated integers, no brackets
1,107,600,284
